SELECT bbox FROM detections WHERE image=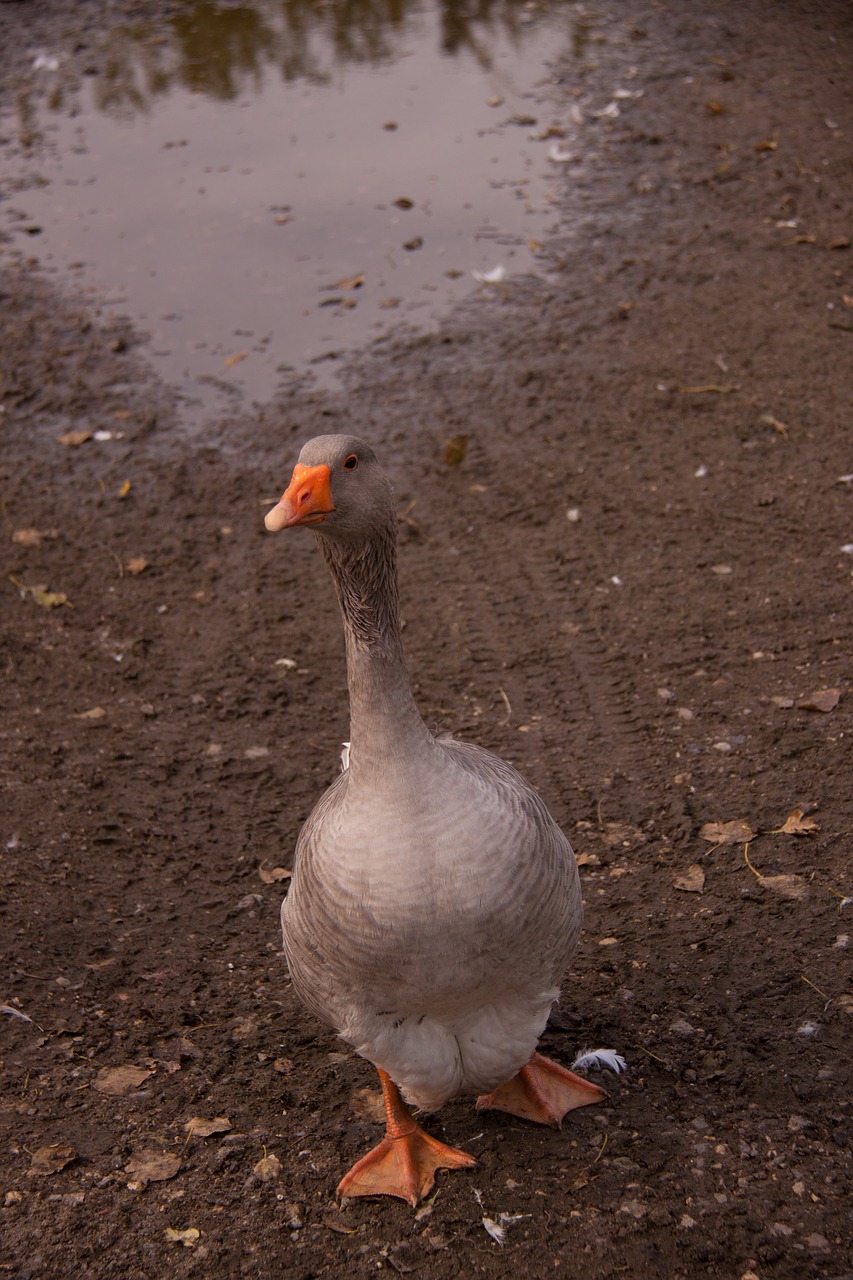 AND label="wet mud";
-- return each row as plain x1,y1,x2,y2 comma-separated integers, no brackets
1,2,851,1277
